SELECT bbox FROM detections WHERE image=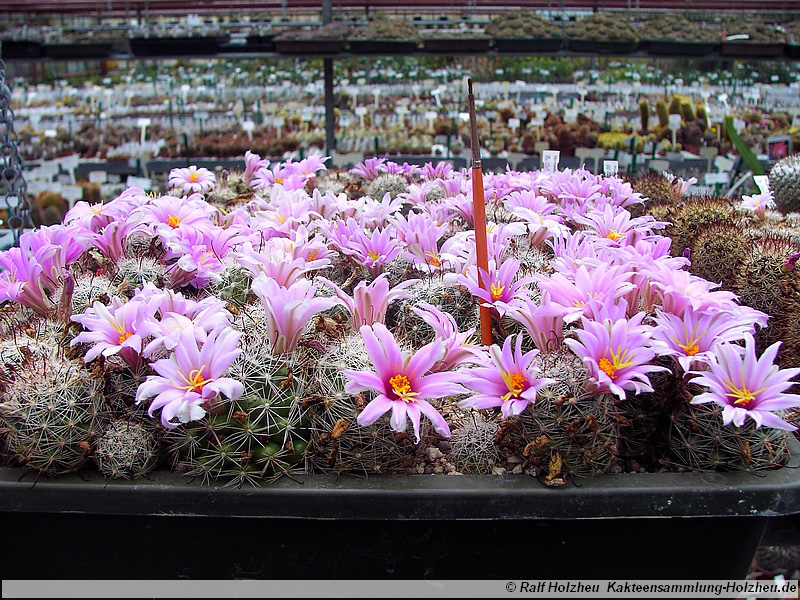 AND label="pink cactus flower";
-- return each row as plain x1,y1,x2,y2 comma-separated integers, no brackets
317,273,419,328
459,334,555,419
136,326,244,428
169,166,217,195
564,313,668,401
689,334,800,431
343,323,467,443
